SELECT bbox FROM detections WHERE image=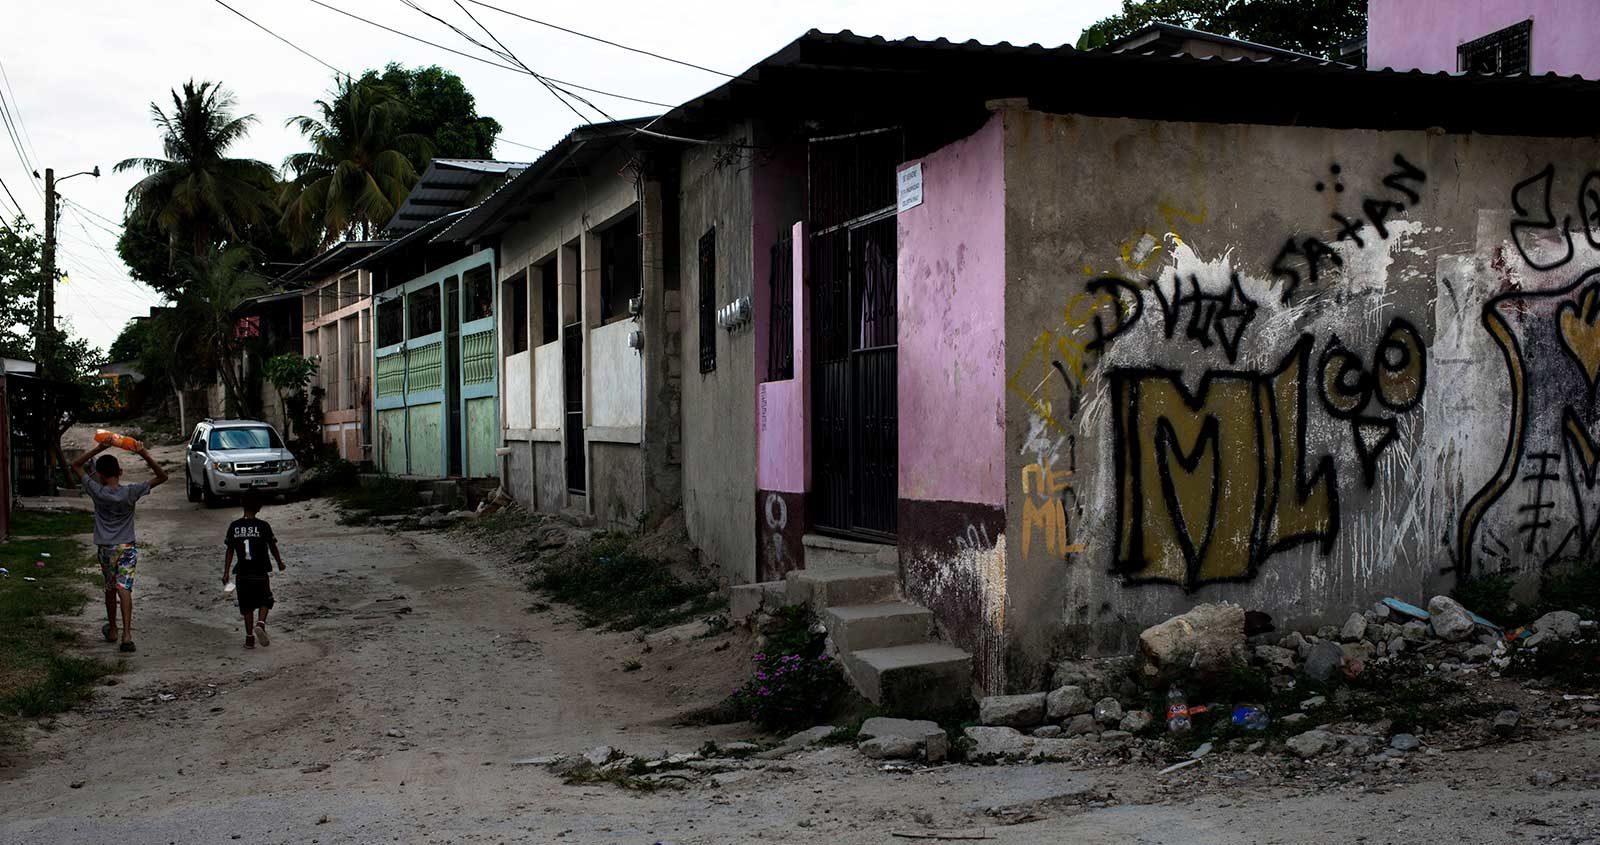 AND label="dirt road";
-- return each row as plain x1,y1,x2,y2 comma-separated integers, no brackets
2,433,1599,843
